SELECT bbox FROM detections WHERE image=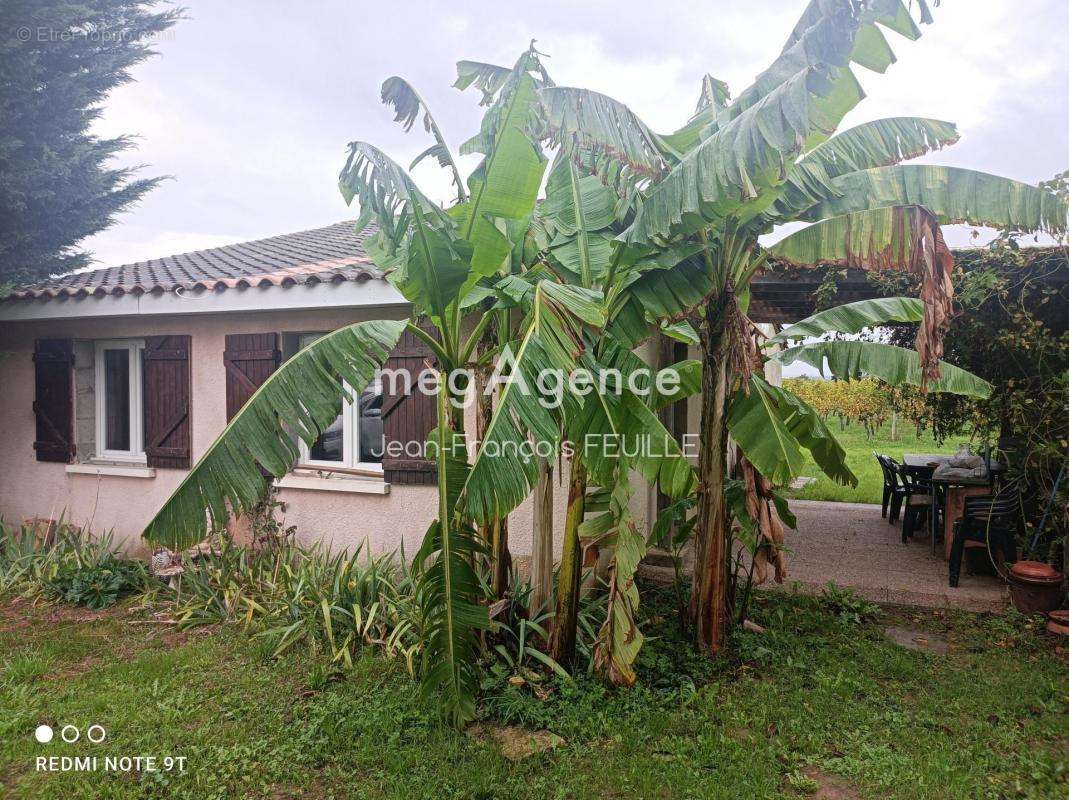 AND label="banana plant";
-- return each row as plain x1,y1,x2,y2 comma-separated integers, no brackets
534,0,1069,655
142,46,604,726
